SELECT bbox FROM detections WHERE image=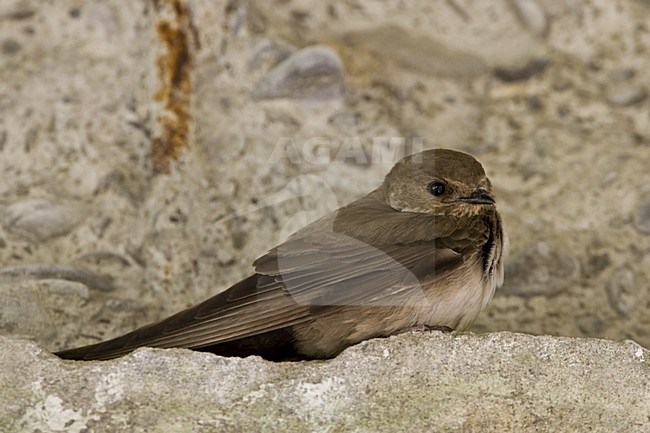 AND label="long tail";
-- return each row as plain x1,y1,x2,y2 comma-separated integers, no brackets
55,274,309,361
54,326,302,361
